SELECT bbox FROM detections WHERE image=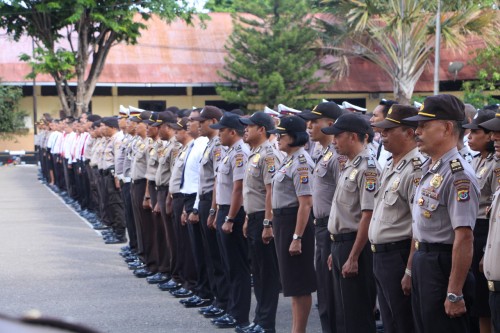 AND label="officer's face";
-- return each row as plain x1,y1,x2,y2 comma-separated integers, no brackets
198,119,211,137
370,105,385,133
415,120,448,155
147,125,158,138
127,121,137,135
136,122,147,137
218,128,231,146
467,129,491,152
159,124,172,140
118,118,127,131
491,131,500,157
175,129,188,143
244,124,260,144
381,126,410,154
277,133,292,152
309,118,331,142
188,117,200,138
332,132,351,155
